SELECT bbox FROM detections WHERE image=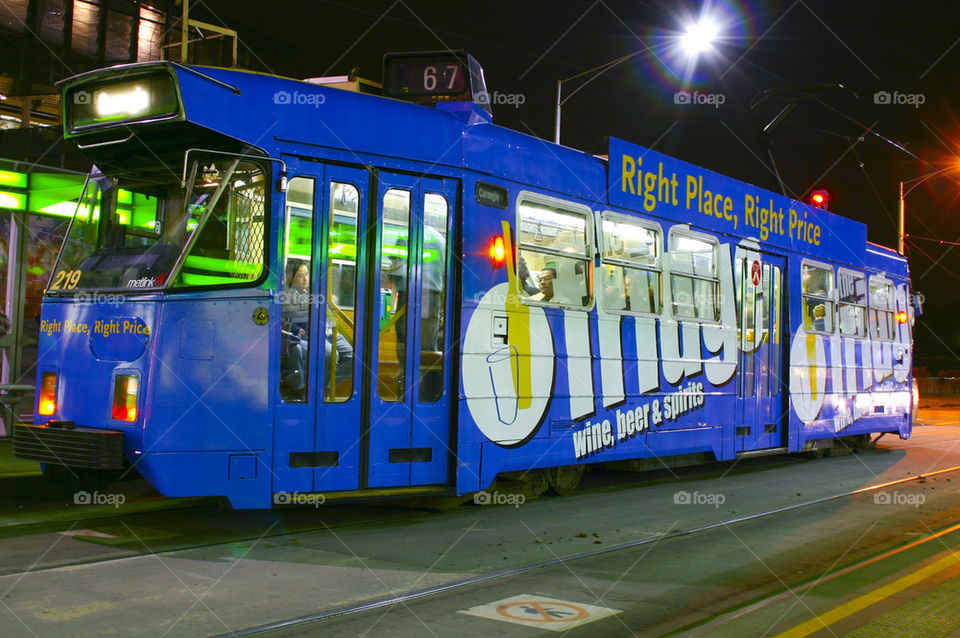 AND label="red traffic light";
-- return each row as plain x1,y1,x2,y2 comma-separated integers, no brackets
810,189,830,209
